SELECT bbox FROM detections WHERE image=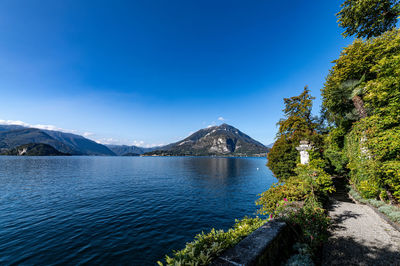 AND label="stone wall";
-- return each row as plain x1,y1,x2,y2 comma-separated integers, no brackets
211,219,296,266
